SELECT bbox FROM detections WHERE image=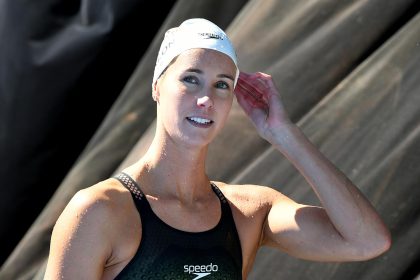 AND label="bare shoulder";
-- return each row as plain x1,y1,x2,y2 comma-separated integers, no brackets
45,178,139,278
214,181,283,197
58,178,132,225
54,177,141,248
212,181,292,216
51,178,135,253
